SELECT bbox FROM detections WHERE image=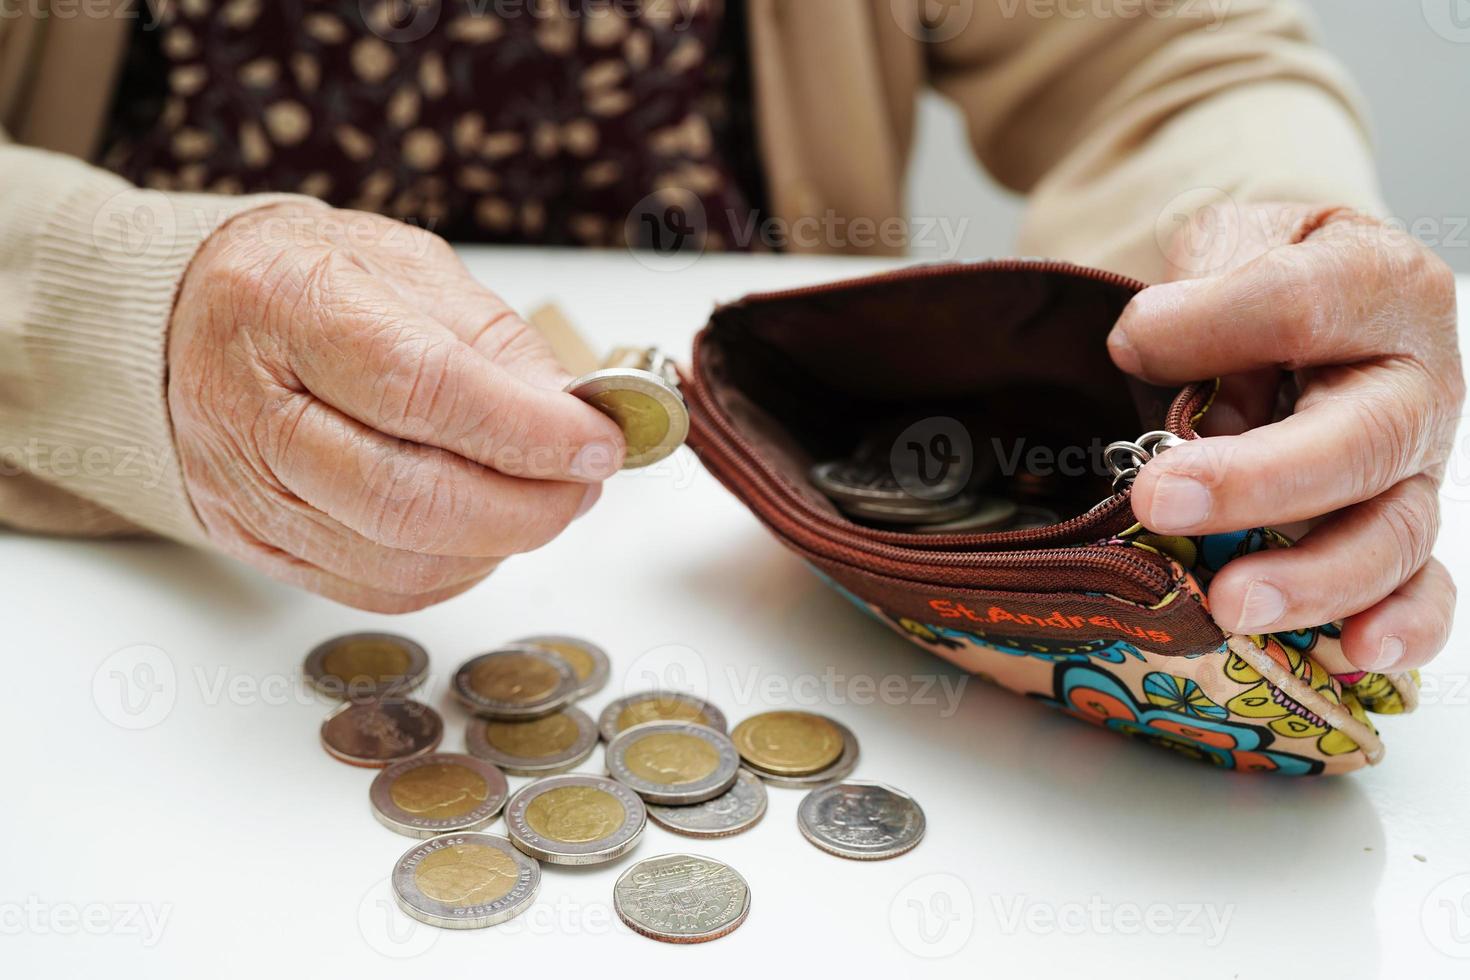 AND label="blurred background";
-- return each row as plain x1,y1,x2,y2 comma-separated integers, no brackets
908,0,1470,271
